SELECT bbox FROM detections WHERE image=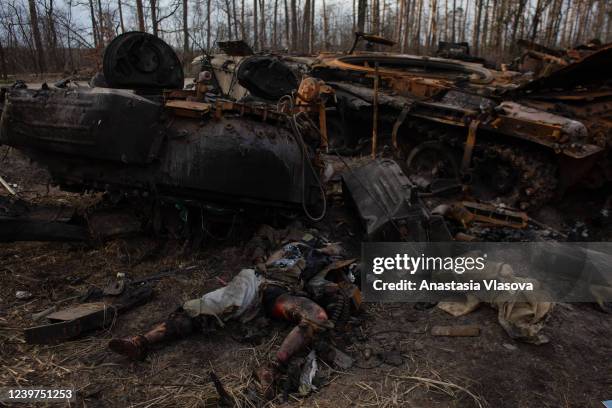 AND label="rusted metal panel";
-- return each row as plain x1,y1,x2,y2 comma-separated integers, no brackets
165,100,211,118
